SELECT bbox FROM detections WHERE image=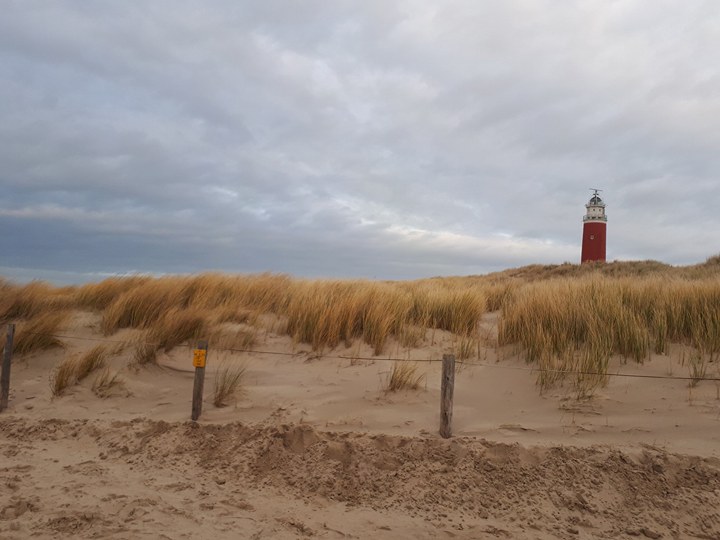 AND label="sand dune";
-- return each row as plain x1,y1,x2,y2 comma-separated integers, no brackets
1,309,720,538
